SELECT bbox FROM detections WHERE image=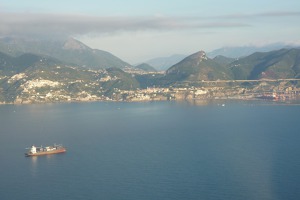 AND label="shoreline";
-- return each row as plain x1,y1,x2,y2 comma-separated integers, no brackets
1,96,300,105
